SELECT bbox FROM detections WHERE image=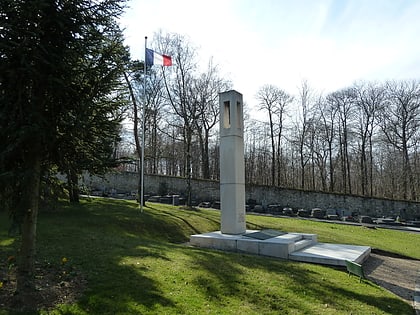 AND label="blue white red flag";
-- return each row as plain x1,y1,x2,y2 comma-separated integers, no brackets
145,48,172,66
